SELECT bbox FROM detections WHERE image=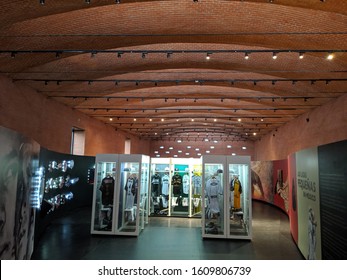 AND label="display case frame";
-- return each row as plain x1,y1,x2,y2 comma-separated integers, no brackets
201,155,252,240
90,154,150,236
115,154,150,236
90,154,118,235
149,157,203,218
149,157,171,216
